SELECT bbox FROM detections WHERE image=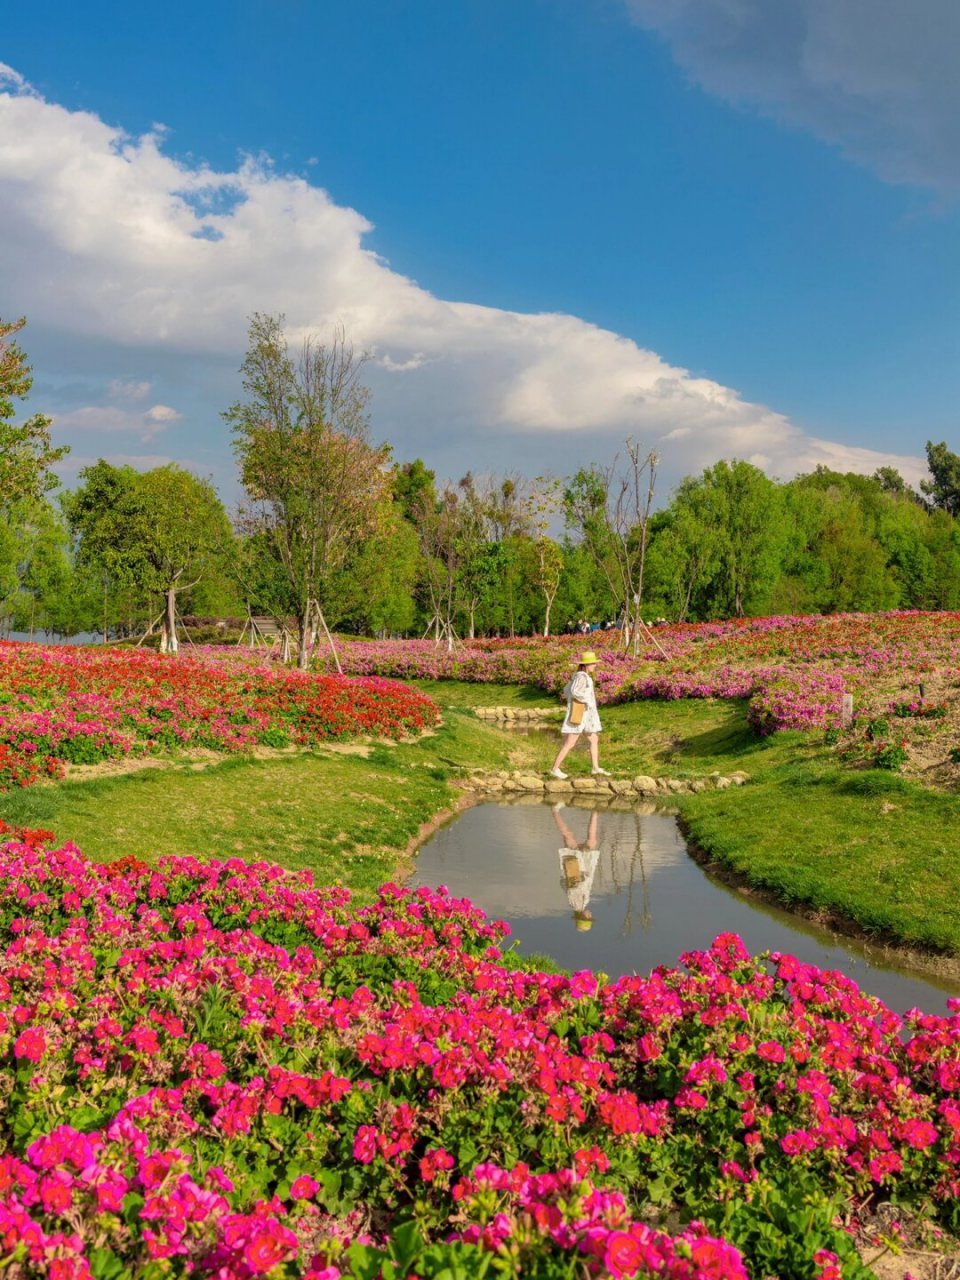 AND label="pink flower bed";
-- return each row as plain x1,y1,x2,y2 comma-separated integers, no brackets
1,838,959,1275
326,612,960,735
